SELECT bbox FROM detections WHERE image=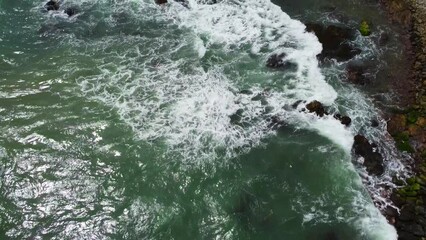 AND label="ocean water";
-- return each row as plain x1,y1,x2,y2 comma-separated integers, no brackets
0,0,410,239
